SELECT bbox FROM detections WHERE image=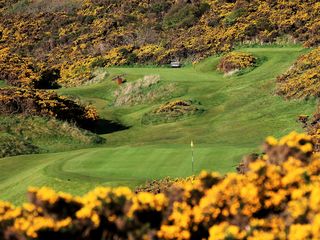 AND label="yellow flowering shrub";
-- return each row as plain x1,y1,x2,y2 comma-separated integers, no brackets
1,0,320,87
277,47,320,99
1,132,320,239
217,52,257,74
0,87,99,129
